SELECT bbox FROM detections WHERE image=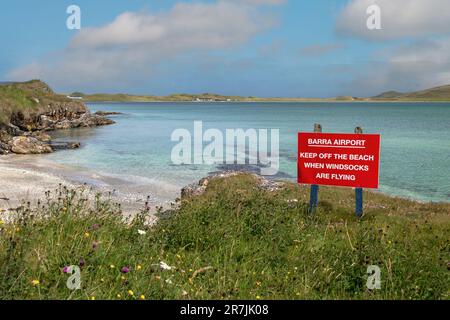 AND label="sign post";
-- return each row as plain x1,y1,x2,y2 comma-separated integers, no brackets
309,123,322,213
298,128,380,217
354,127,364,217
